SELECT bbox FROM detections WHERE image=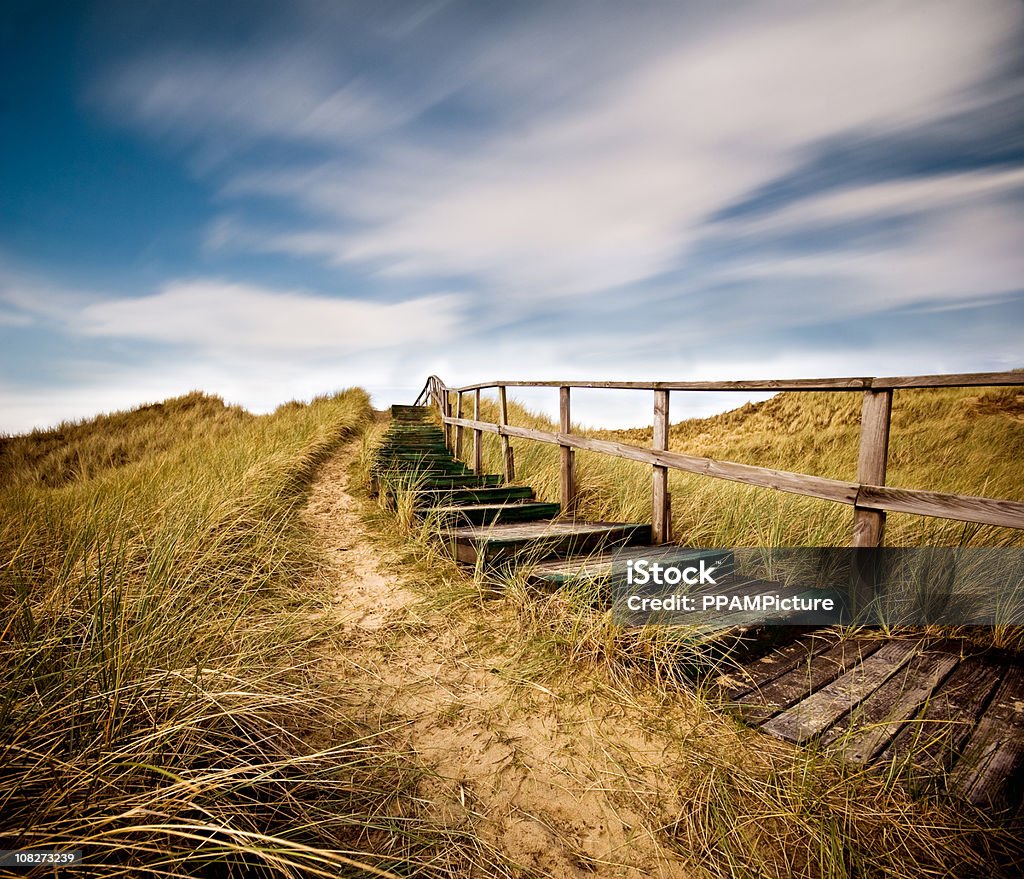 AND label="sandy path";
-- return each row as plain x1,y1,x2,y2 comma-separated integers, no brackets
302,440,694,879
